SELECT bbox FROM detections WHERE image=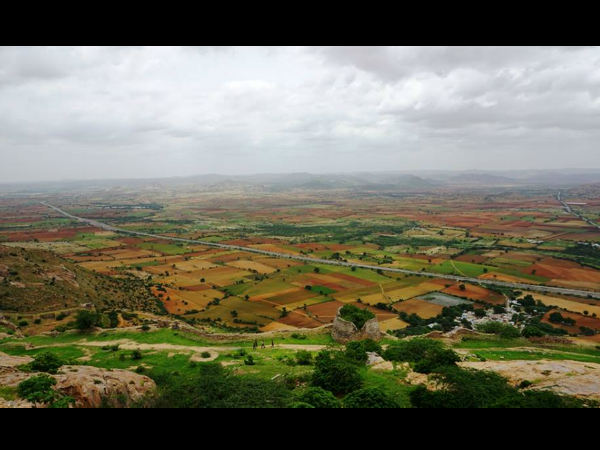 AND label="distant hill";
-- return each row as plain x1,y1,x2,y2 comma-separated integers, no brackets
0,245,161,314
3,169,600,193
